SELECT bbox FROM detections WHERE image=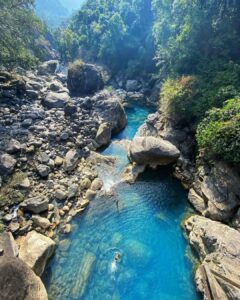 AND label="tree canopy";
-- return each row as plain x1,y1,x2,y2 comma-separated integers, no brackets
56,0,155,75
0,0,48,68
